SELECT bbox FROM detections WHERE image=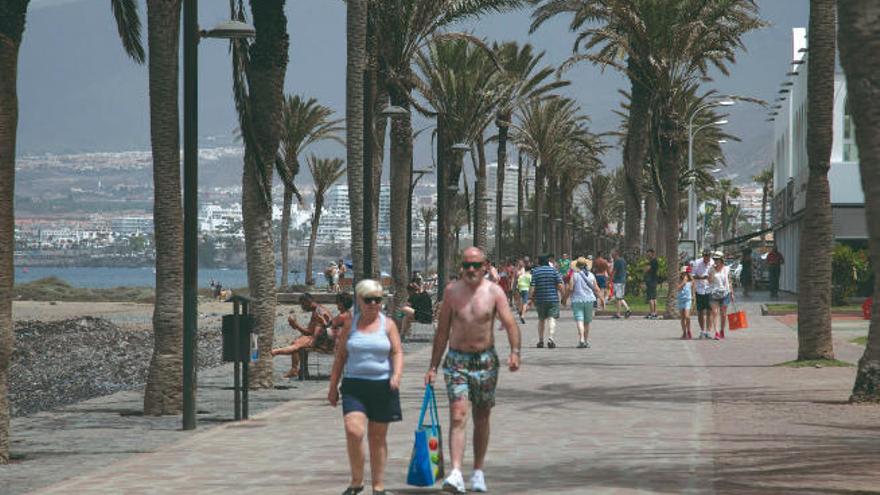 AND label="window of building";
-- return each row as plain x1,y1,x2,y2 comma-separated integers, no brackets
844,95,859,162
